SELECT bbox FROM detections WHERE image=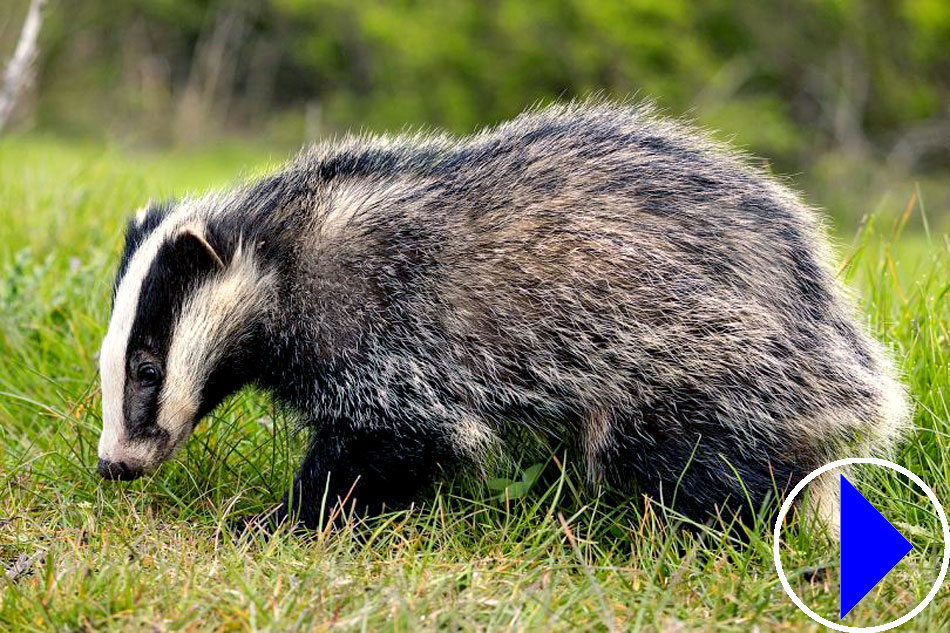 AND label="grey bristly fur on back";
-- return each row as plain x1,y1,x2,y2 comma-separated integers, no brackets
98,100,909,530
